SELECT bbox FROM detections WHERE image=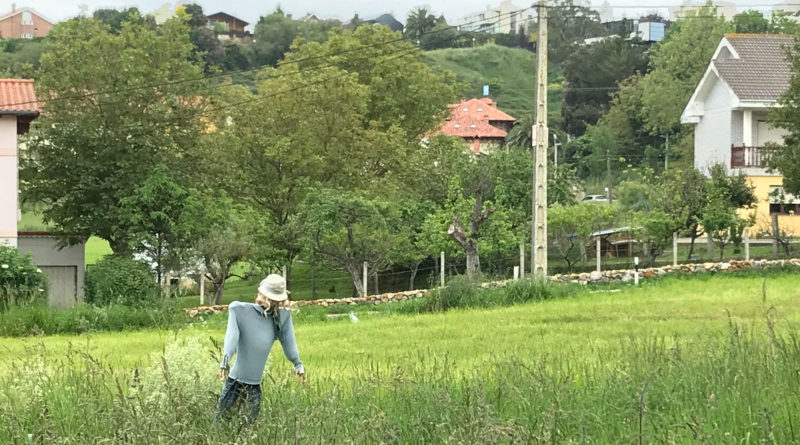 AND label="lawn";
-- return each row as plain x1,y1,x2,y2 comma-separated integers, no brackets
2,273,799,443
4,273,798,374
